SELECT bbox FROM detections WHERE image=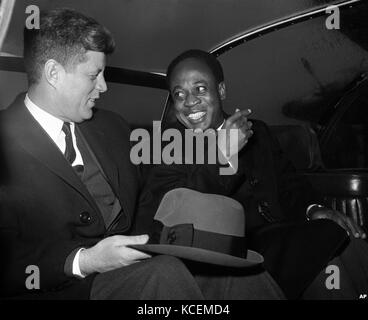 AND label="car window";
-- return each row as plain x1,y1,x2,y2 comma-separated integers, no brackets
217,11,368,126
320,76,368,169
